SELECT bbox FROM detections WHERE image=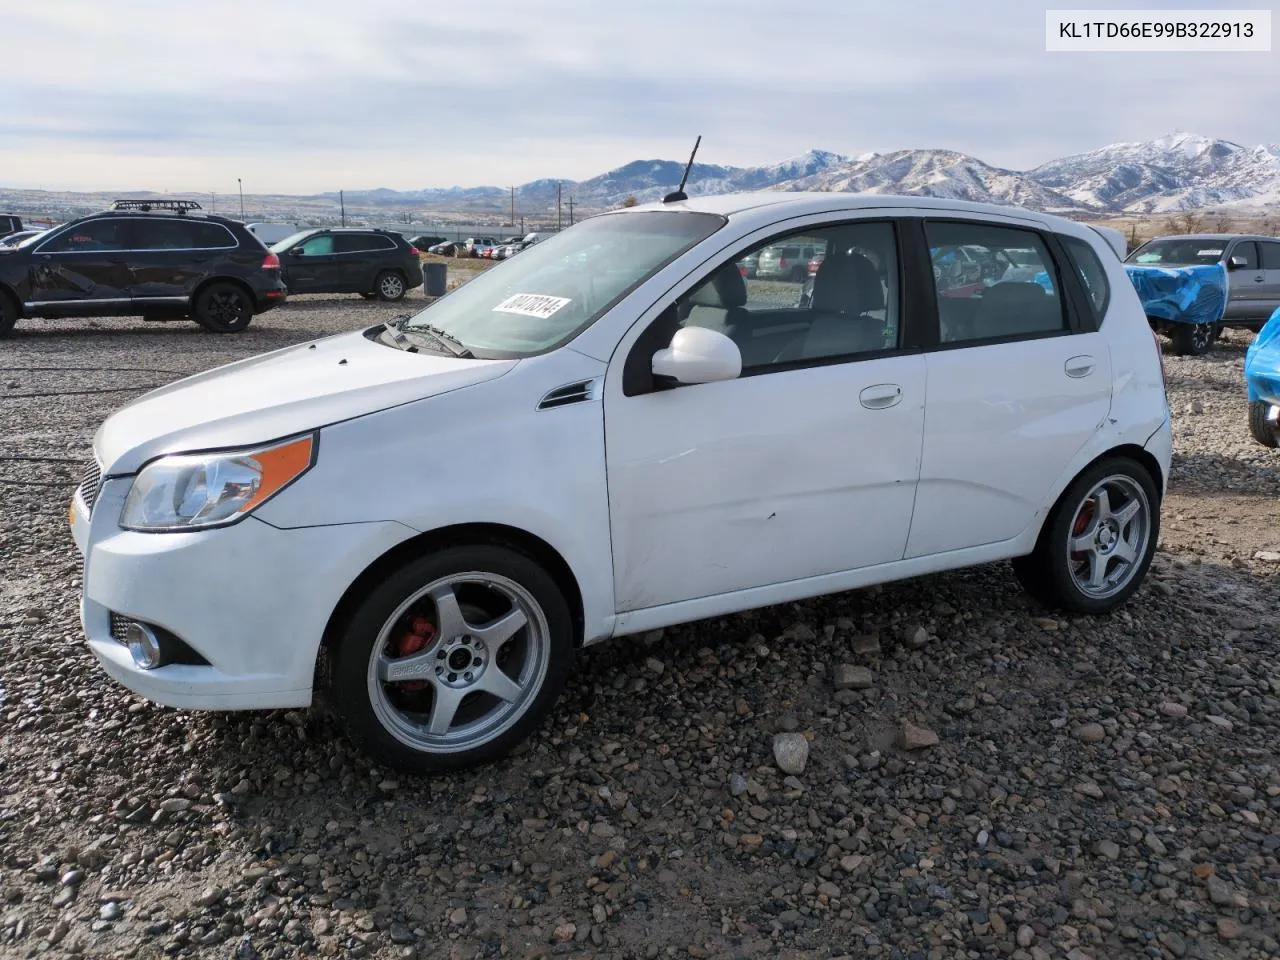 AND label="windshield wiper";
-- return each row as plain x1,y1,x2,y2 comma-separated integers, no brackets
378,317,418,352
409,323,474,359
